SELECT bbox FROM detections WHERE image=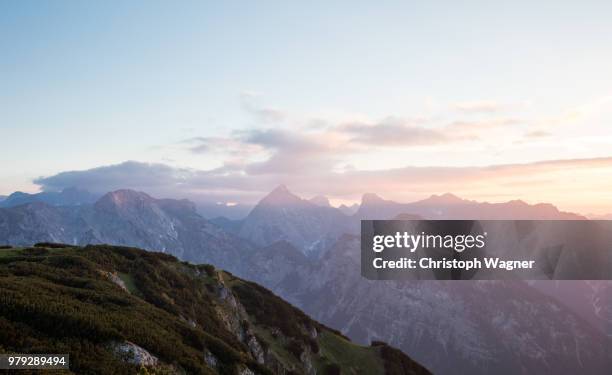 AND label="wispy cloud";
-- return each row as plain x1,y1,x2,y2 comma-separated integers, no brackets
524,130,552,138
339,117,452,146
453,100,502,114
240,92,286,124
